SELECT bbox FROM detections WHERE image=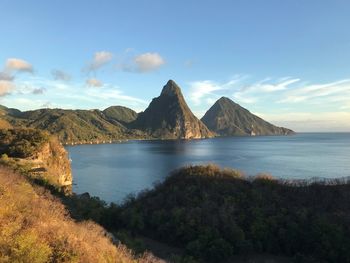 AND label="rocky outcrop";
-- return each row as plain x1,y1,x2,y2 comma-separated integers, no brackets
201,97,294,136
131,80,214,139
28,137,72,187
0,128,72,191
